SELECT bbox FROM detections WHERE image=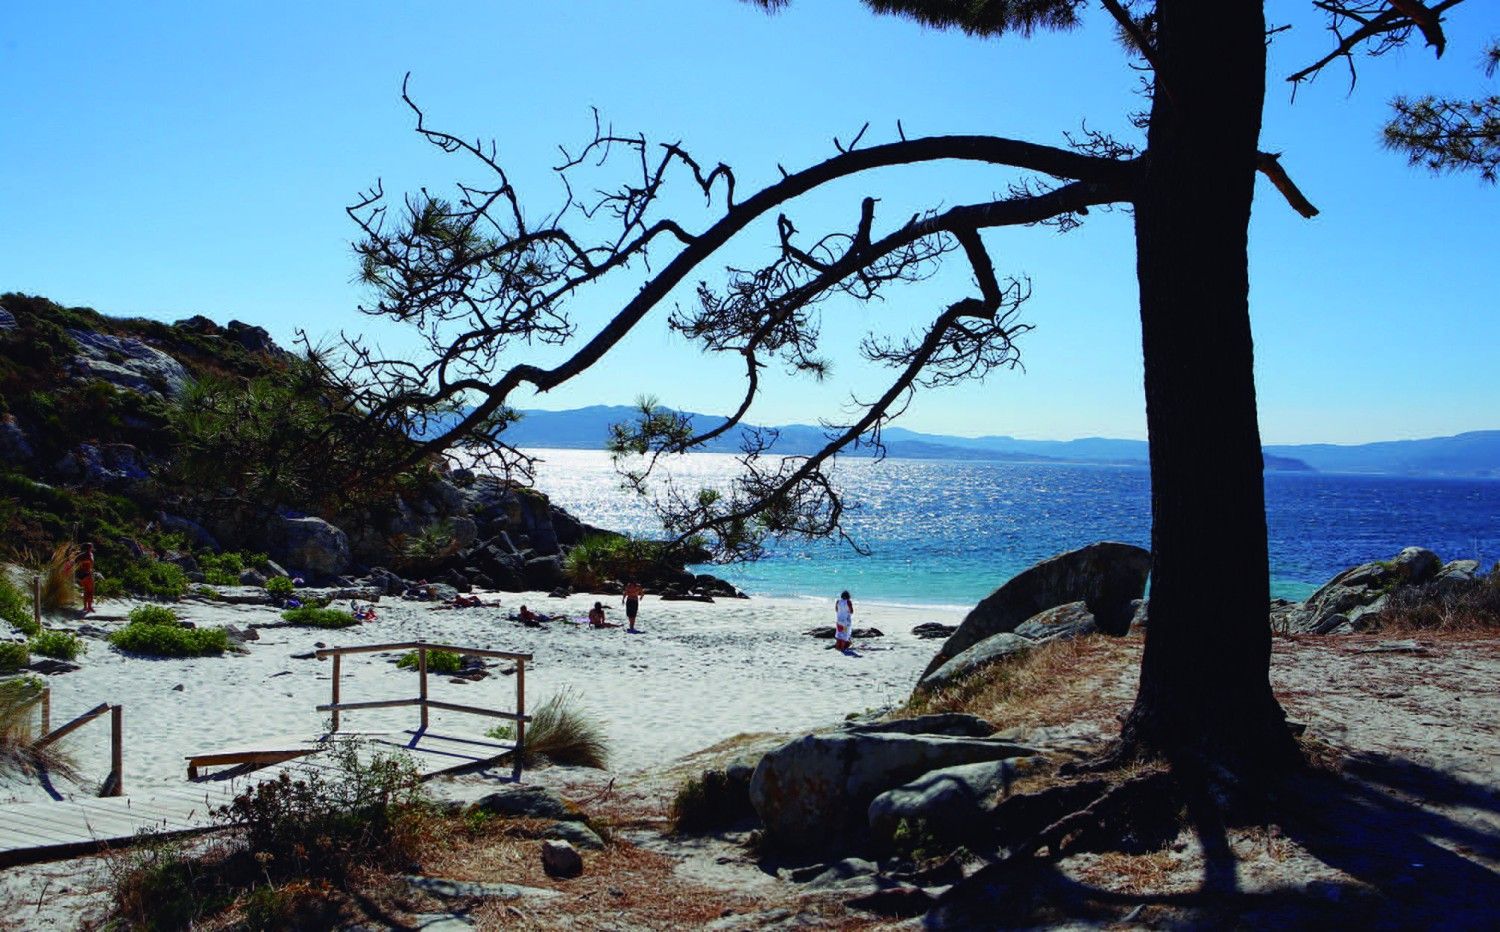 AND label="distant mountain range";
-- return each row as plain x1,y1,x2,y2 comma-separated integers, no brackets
483,405,1500,478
